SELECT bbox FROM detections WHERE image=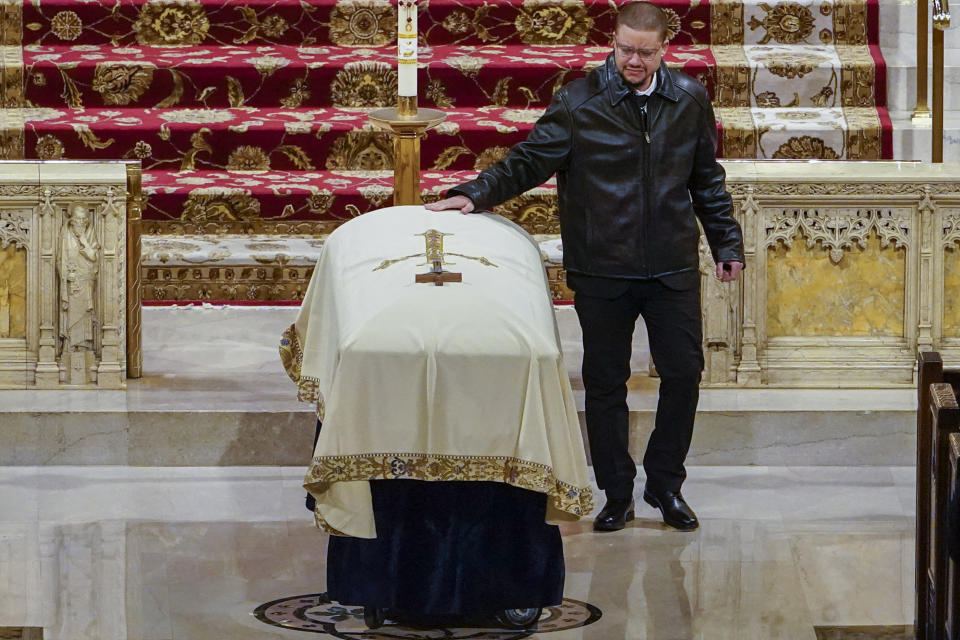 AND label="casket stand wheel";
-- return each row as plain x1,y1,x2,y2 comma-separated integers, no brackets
495,607,542,629
364,606,386,629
